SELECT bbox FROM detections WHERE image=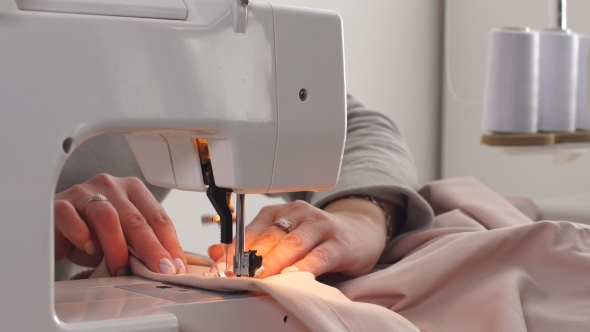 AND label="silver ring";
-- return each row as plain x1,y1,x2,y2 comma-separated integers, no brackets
271,218,292,233
84,194,108,212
